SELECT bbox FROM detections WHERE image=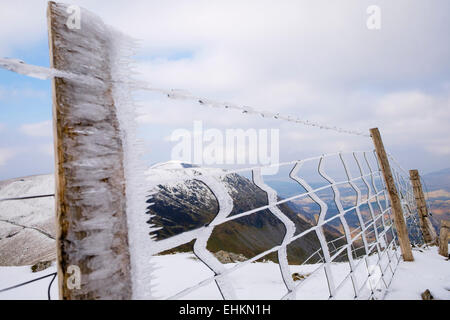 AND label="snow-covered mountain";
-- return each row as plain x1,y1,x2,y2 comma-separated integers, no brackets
0,175,56,266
